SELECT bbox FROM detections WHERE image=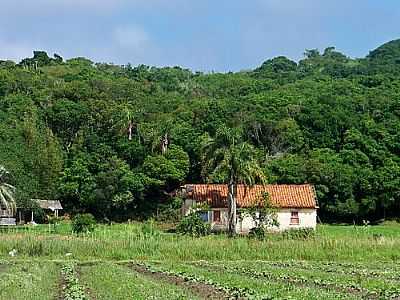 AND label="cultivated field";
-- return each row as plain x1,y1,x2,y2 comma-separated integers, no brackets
0,223,399,299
